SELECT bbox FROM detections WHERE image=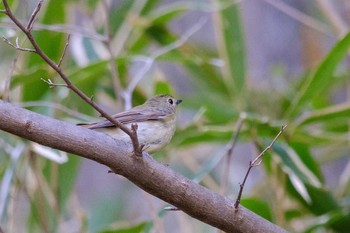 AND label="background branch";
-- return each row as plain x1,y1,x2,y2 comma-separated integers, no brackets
0,100,288,233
